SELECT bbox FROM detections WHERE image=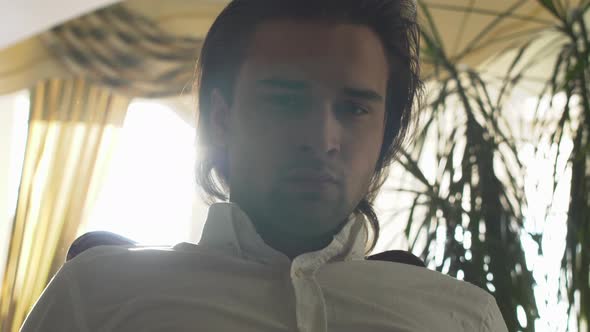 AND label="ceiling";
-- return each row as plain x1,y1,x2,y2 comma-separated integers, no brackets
0,0,122,49
0,0,583,96
0,0,557,51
